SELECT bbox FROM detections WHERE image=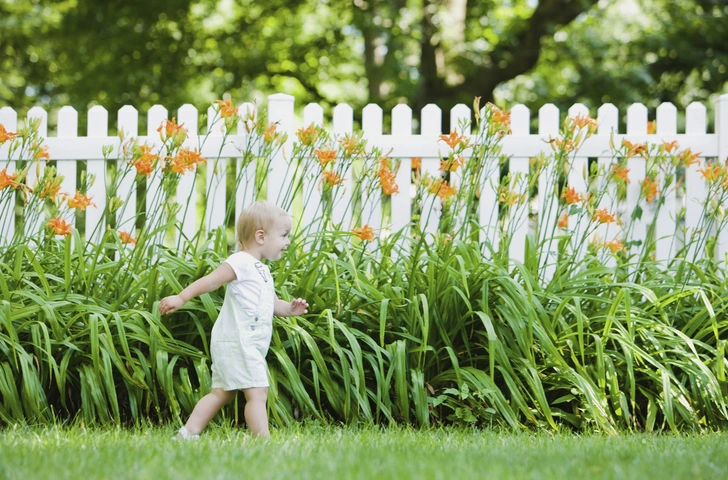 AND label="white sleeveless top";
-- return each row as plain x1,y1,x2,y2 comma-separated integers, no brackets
209,251,276,390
